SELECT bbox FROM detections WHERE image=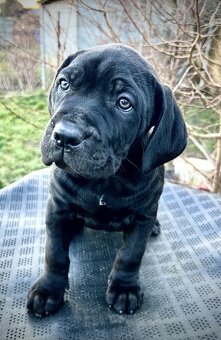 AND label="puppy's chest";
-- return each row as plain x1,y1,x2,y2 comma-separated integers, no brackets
61,174,151,231
76,205,135,231
73,181,137,231
73,178,129,211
